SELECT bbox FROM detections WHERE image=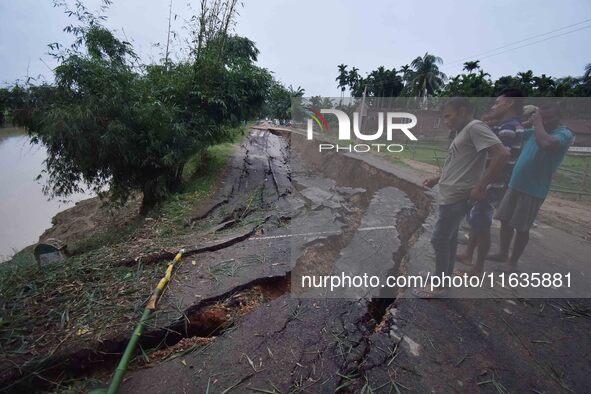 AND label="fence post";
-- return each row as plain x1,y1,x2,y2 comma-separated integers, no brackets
582,157,589,201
